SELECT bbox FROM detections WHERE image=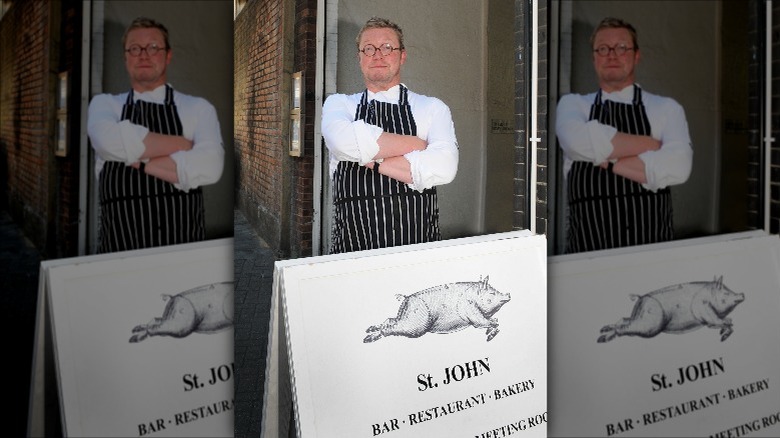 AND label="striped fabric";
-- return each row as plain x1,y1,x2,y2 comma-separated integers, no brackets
330,85,439,254
97,85,204,253
566,86,673,253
